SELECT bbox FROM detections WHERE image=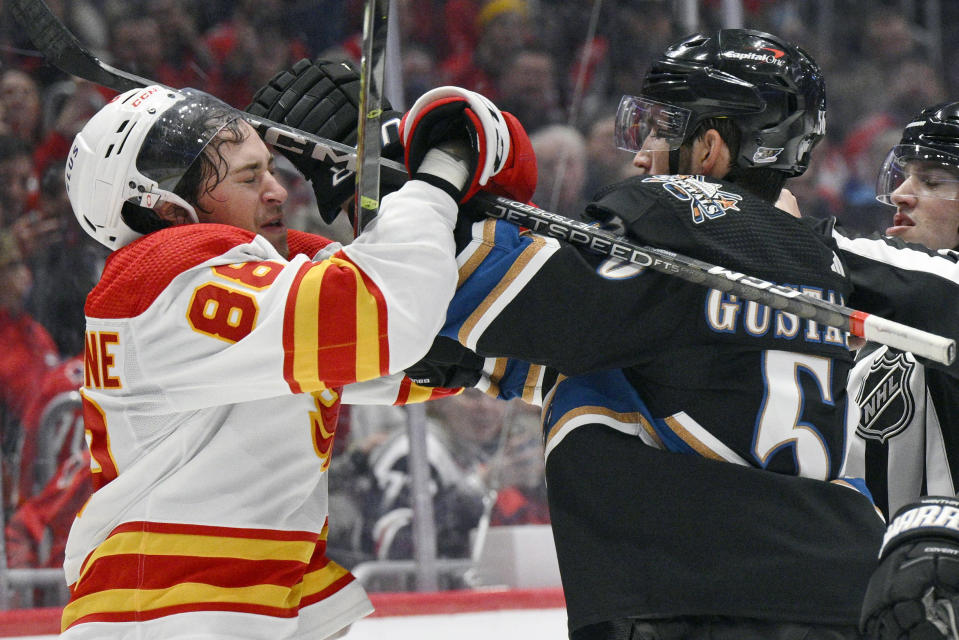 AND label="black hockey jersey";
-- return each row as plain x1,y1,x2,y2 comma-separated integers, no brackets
438,175,959,631
453,175,857,481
